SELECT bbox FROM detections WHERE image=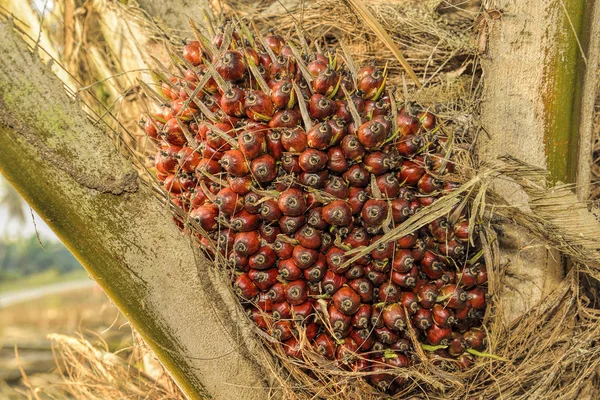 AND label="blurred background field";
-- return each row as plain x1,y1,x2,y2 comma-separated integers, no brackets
0,178,133,399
